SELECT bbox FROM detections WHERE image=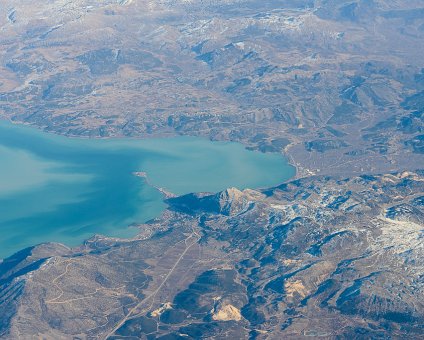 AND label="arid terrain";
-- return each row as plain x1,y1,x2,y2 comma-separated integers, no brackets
1,0,423,176
0,0,423,339
1,172,424,338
